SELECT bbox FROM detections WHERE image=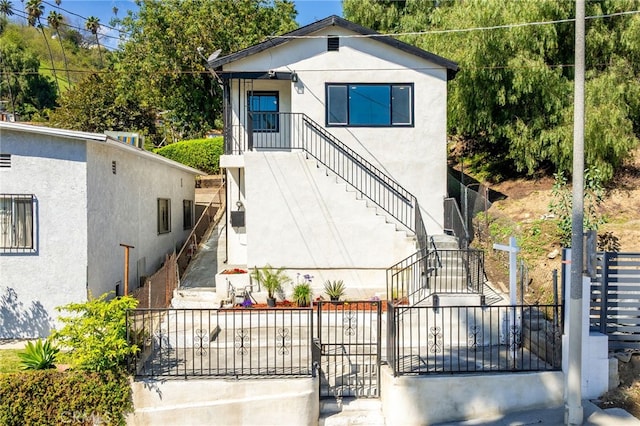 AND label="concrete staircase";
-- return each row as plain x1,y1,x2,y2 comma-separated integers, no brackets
320,398,386,425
